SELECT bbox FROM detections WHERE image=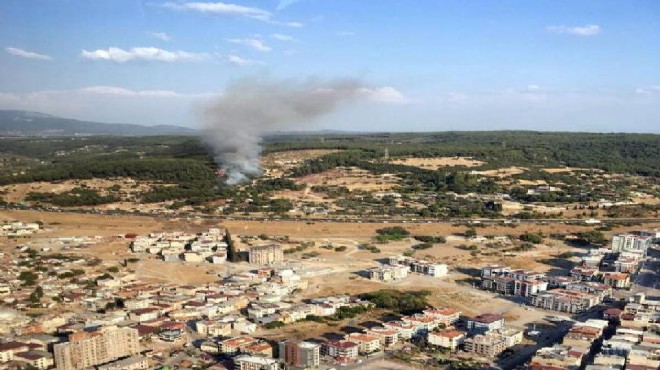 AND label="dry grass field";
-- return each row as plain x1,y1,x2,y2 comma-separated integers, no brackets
294,167,400,191
390,156,485,169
